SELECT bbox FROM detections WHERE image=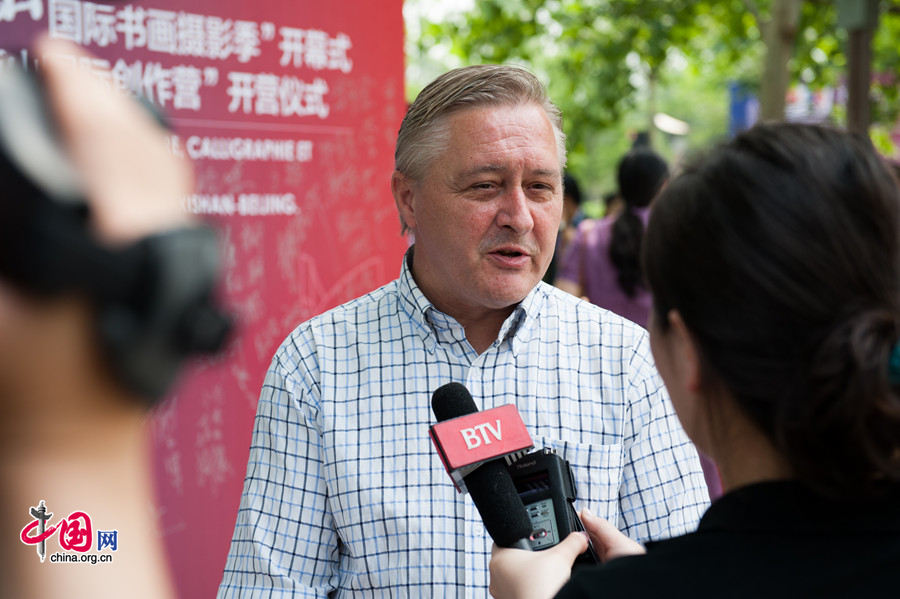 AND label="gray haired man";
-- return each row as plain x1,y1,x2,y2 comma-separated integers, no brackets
219,65,708,598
